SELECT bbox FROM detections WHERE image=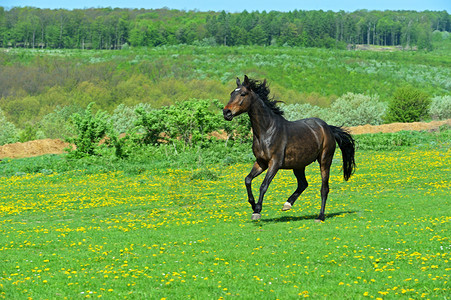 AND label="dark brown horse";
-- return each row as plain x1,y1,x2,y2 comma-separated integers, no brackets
223,75,356,221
